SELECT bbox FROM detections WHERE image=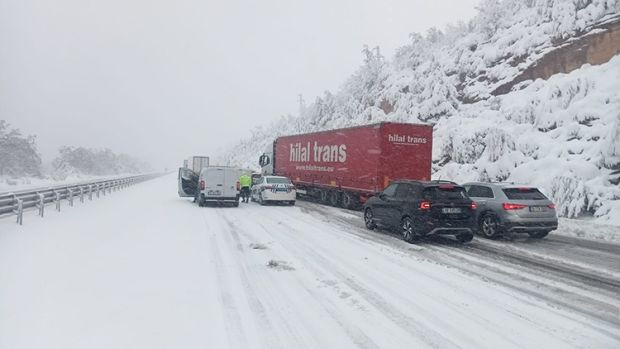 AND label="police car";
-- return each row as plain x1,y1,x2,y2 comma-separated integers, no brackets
251,175,296,205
